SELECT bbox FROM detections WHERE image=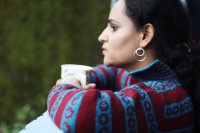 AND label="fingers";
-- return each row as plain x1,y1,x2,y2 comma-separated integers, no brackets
82,83,96,89
56,79,62,85
56,78,96,90
56,77,82,88
87,83,96,89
